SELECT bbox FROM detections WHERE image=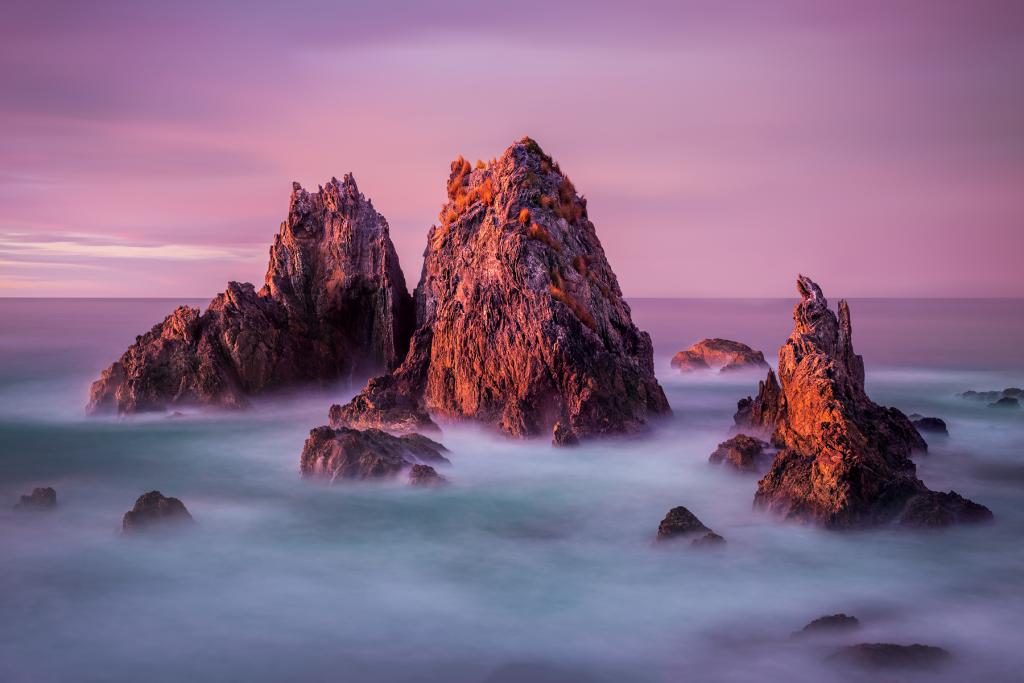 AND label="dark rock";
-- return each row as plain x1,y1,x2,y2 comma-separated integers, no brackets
656,506,722,545
690,532,726,548
332,138,670,444
122,491,194,533
671,338,768,373
13,487,57,511
793,613,860,637
959,388,1022,402
828,643,951,670
910,416,948,435
709,434,771,473
899,490,994,527
408,464,448,487
300,426,449,482
989,396,1020,409
88,175,414,415
735,275,990,528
